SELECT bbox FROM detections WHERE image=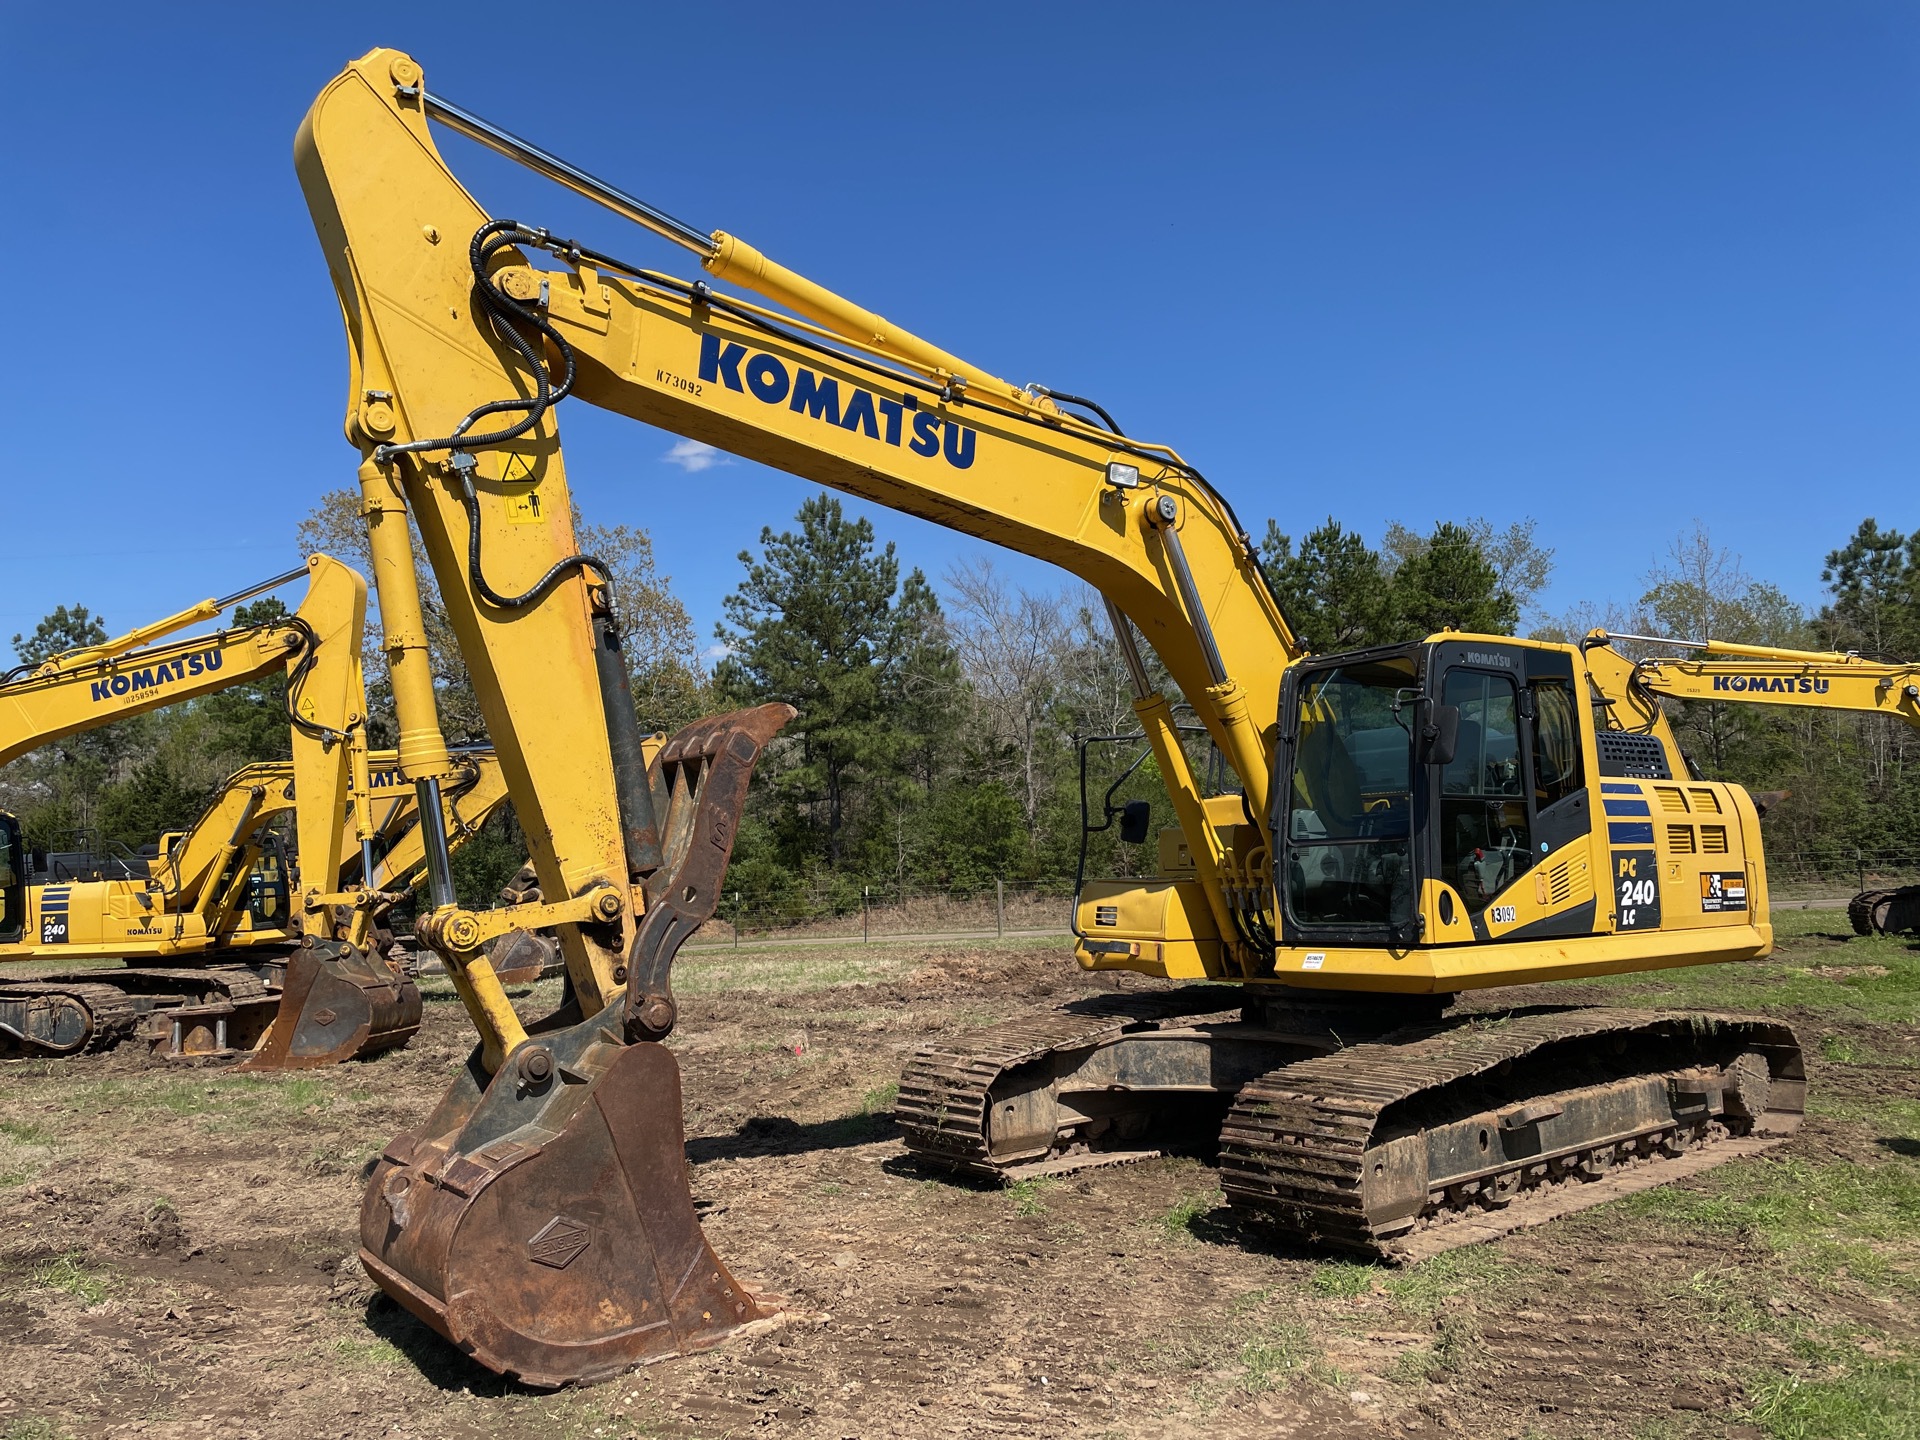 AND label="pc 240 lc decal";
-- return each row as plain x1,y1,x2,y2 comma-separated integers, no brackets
1613,850,1661,930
